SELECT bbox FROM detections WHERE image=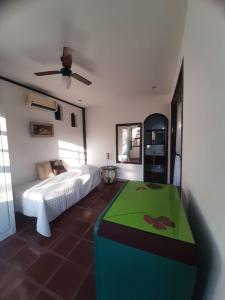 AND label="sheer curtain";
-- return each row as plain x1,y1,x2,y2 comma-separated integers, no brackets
0,113,16,240
173,101,182,186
